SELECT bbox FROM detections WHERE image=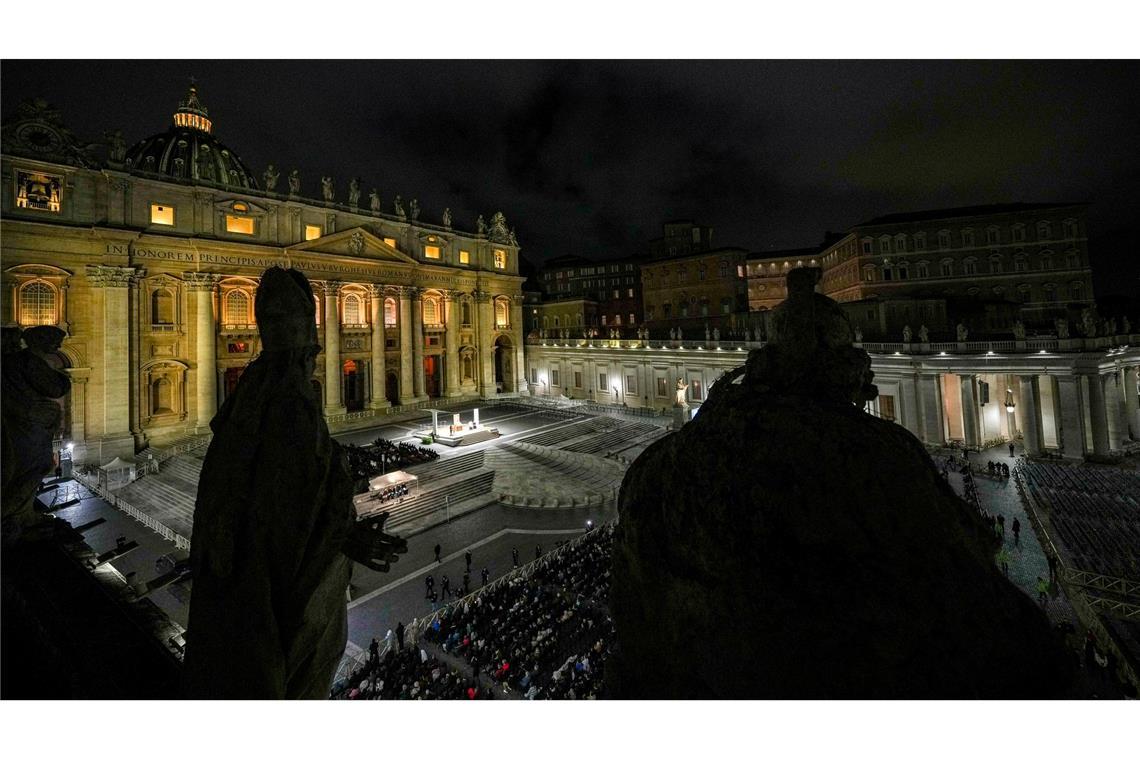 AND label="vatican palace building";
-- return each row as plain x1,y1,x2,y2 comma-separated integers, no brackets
1,87,527,463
